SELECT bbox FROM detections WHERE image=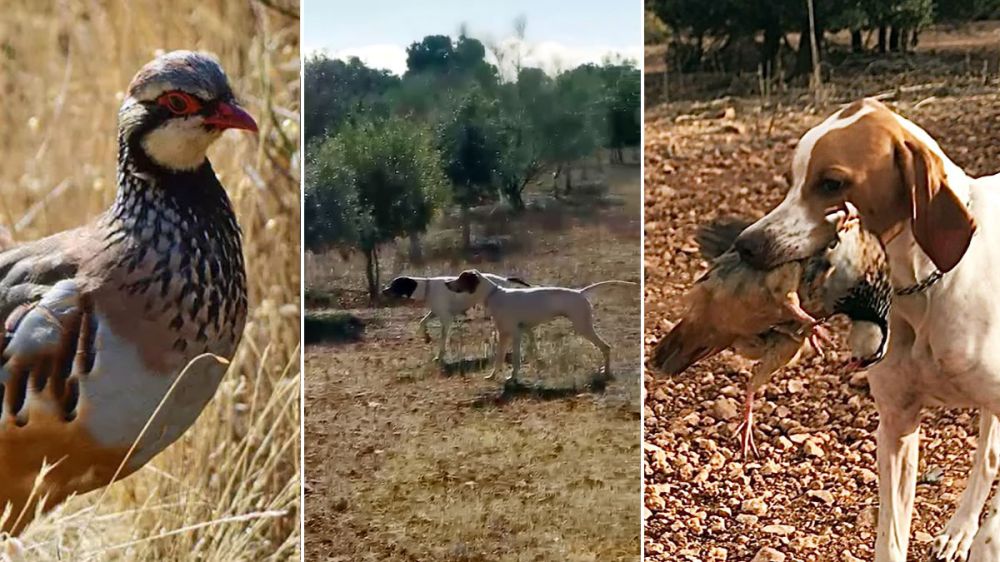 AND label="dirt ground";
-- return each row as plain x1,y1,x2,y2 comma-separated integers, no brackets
644,24,1000,562
306,164,642,561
